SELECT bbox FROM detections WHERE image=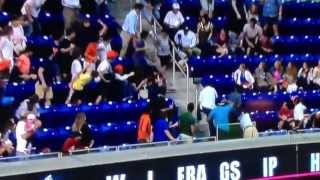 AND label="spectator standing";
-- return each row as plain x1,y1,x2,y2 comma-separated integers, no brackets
233,63,255,91
178,103,196,140
197,14,213,56
200,0,215,18
137,106,153,143
174,26,201,56
15,113,41,155
36,57,57,106
242,18,263,55
156,30,171,70
153,114,176,142
198,84,218,121
120,3,144,57
262,0,282,36
208,100,234,136
21,0,47,36
230,0,246,34
61,0,80,33
163,3,184,38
